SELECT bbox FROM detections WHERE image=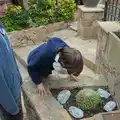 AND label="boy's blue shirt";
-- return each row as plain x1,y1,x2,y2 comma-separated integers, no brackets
0,22,22,115
27,37,69,84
